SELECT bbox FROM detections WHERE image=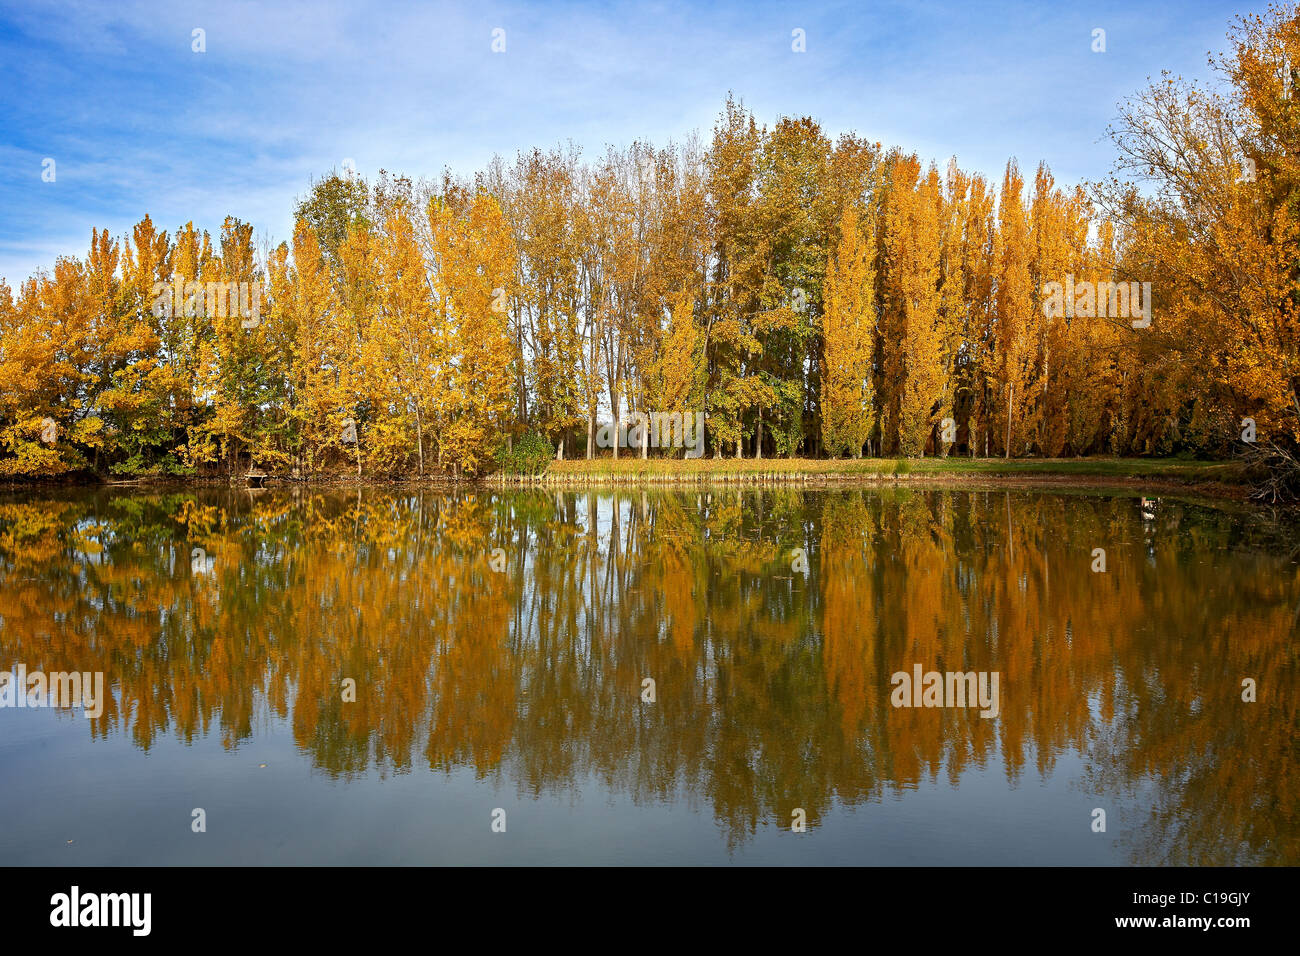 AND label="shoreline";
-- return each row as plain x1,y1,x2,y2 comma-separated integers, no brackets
510,456,1256,500
499,472,1251,500
0,456,1259,501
